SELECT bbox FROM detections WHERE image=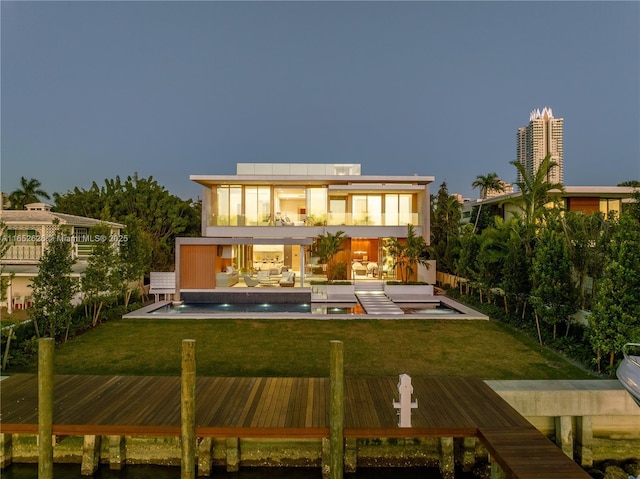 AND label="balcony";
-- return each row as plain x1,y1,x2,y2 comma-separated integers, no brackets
208,213,420,228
